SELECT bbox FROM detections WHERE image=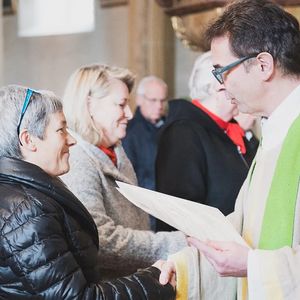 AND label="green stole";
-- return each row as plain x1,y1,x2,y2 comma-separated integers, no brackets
258,114,300,249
